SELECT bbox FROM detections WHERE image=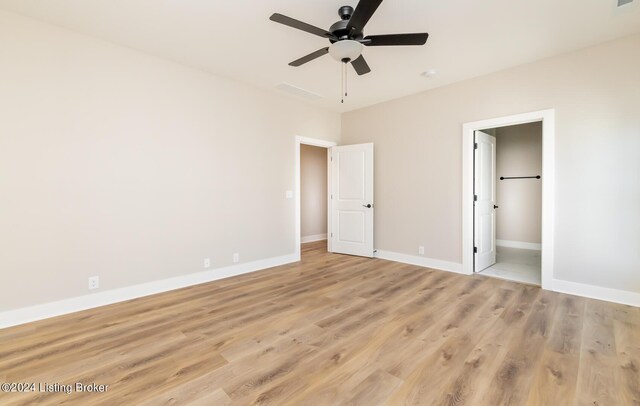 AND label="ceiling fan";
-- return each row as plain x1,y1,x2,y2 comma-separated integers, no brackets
269,0,429,77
